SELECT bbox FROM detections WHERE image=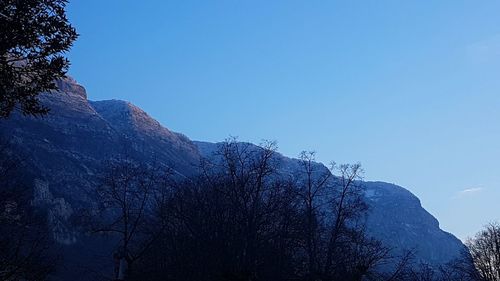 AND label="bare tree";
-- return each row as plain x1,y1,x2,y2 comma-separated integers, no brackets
294,151,398,281
296,151,332,279
133,139,304,281
324,163,366,275
465,222,500,281
87,157,172,280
